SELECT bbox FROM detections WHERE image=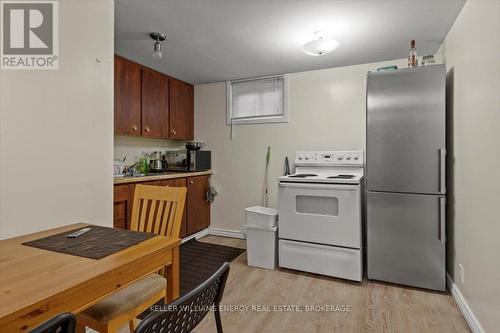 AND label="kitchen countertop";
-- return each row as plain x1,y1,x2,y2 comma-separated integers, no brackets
114,170,212,185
